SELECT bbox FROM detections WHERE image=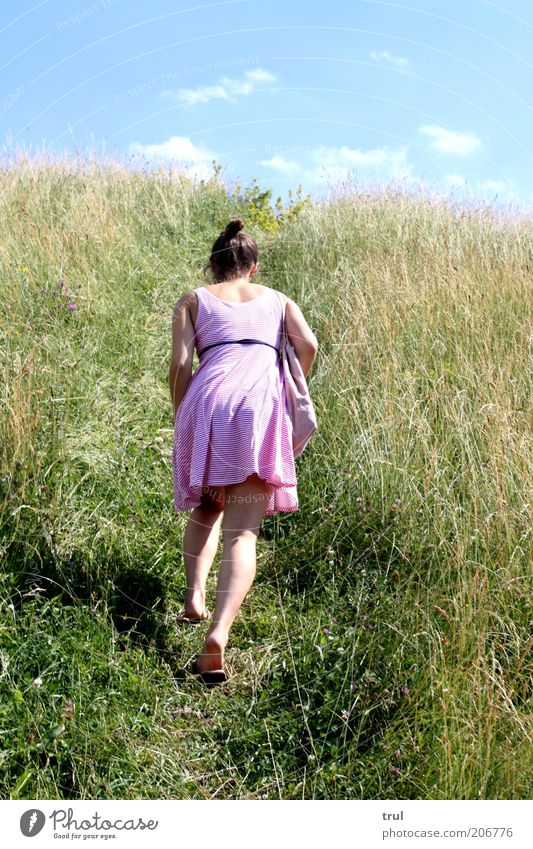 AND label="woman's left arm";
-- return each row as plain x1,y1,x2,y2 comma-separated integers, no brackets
169,293,195,422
